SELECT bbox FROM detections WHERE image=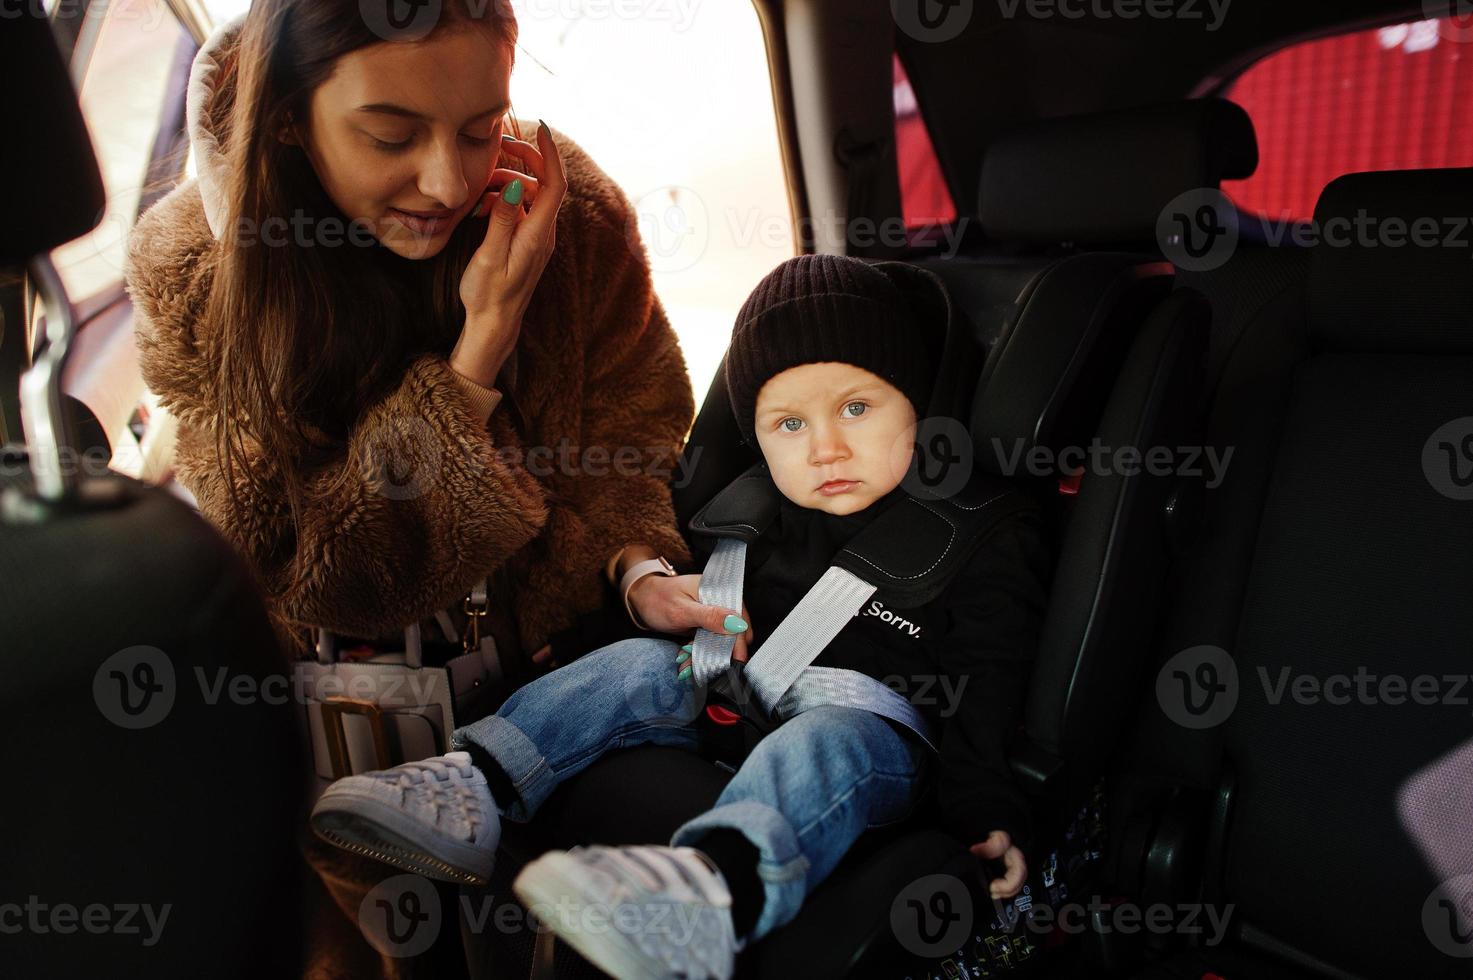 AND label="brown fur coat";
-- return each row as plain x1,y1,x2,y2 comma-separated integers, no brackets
126,75,693,663
124,17,695,979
